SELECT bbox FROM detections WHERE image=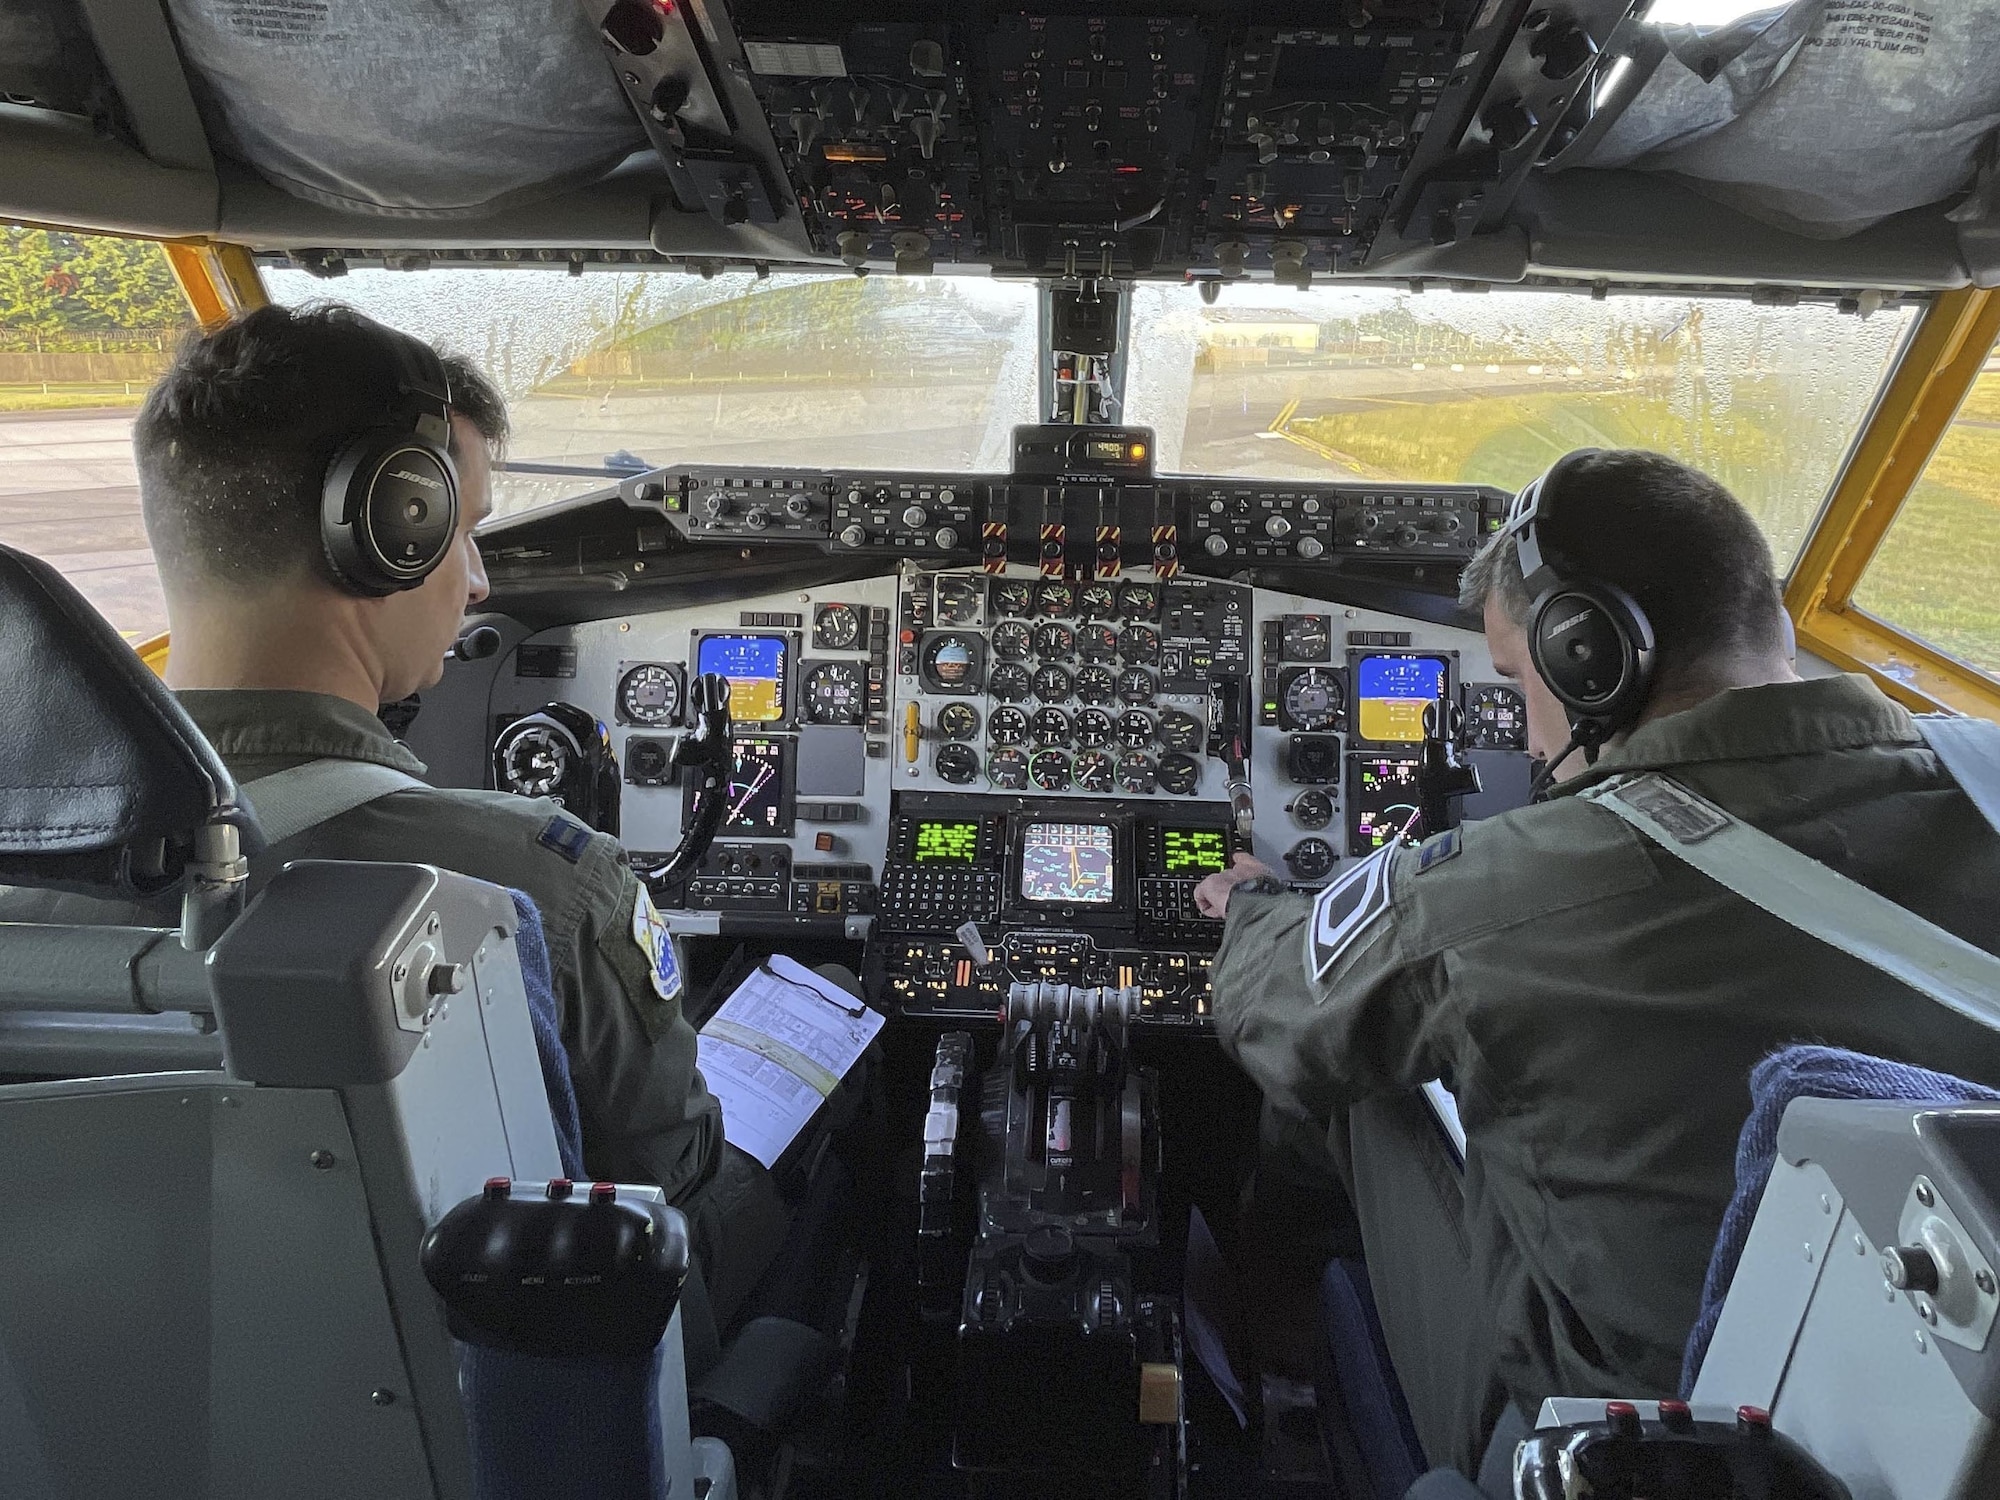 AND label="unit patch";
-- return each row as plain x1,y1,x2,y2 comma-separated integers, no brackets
1416,827,1462,873
631,886,684,1004
537,814,592,865
1306,844,1395,982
